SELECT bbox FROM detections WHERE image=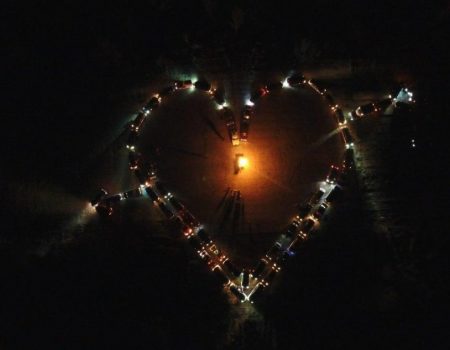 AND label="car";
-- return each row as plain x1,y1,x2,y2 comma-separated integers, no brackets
182,224,194,237
230,125,240,146
242,106,252,120
180,210,199,228
334,107,346,125
253,259,268,279
123,188,142,199
158,202,174,219
194,79,211,92
126,130,138,150
242,270,250,289
188,235,202,252
313,202,328,220
297,203,312,221
286,221,300,237
250,87,268,103
155,181,171,199
342,148,355,171
197,229,212,245
341,127,354,149
265,81,282,92
159,85,175,96
174,80,192,89
310,188,325,205
266,242,282,260
95,203,113,216
325,185,342,204
144,186,159,202
130,112,145,132
213,89,225,106
288,238,302,253
222,107,235,126
223,259,241,277
287,73,306,87
323,93,334,106
230,285,246,302
300,217,315,233
326,165,340,184
90,189,107,207
262,268,278,286
128,152,139,170
144,163,157,182
101,194,122,207
143,95,161,112
240,120,250,142
249,282,265,303
169,197,184,212
212,265,230,285
307,79,325,94
355,103,378,117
